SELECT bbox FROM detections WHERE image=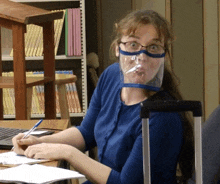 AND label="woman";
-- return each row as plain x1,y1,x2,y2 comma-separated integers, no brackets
12,9,194,184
